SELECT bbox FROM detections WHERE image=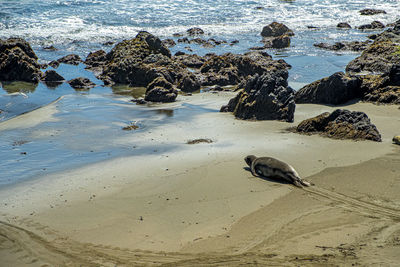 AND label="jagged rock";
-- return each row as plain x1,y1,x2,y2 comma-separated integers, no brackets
43,45,57,51
337,22,351,29
42,70,64,81
393,135,400,145
187,27,204,36
295,72,362,105
177,73,200,93
363,86,400,104
220,70,295,122
68,77,96,90
0,38,42,82
52,54,83,67
358,21,385,30
162,39,176,48
261,22,294,37
84,50,106,69
346,40,400,74
145,76,178,102
359,9,386,16
264,35,291,49
295,109,382,142
313,40,371,52
173,53,205,68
